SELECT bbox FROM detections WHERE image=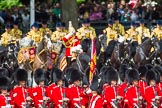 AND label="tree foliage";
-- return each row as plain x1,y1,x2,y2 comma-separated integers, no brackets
0,0,22,10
